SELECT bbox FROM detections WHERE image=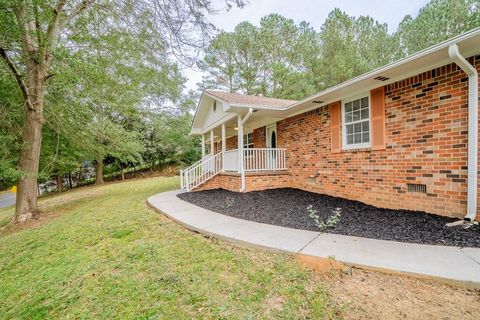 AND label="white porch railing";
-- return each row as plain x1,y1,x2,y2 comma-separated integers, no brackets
243,148,287,171
180,152,223,191
180,148,287,191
